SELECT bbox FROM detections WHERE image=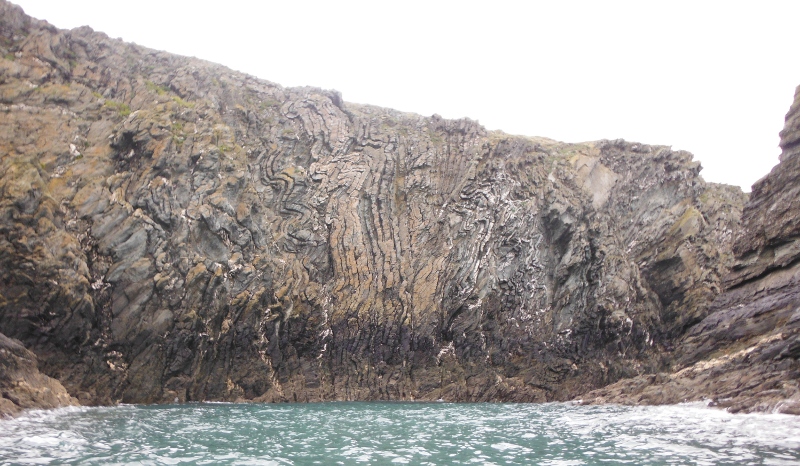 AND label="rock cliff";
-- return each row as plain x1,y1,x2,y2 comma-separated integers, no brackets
579,85,800,414
0,0,755,408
